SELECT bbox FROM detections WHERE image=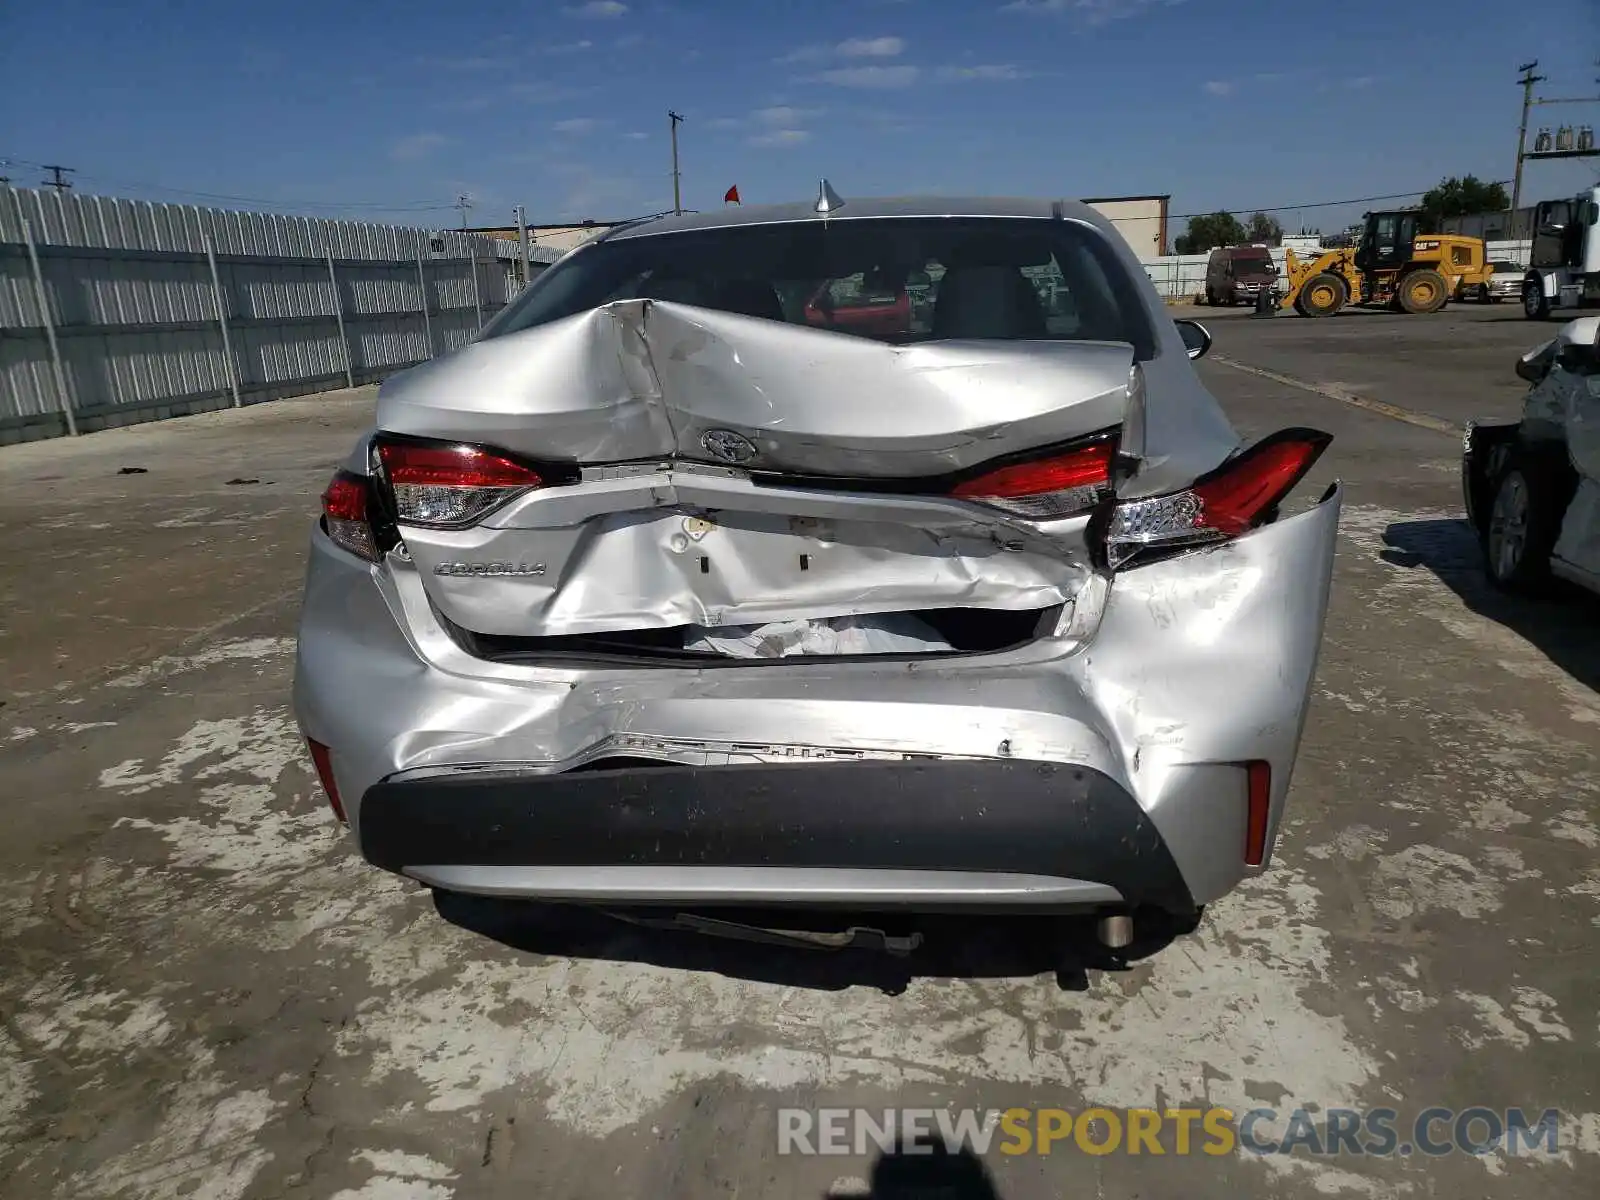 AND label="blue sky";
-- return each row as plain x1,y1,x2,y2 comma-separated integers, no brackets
5,0,1599,242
